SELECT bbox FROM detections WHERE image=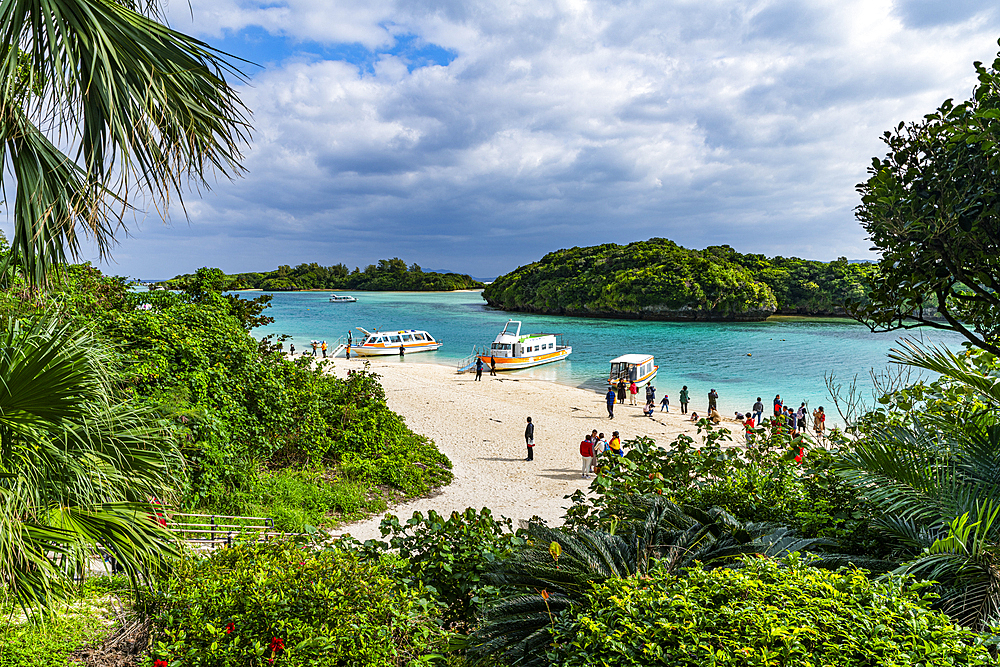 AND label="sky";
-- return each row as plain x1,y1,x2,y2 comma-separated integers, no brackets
15,0,1000,279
